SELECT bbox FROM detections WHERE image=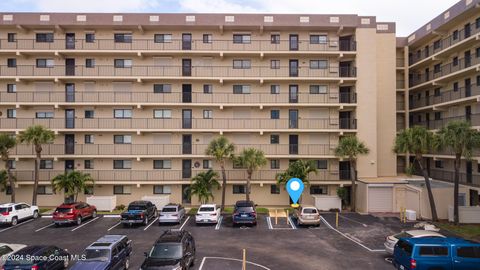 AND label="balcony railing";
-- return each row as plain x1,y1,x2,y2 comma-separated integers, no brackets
432,148,480,157
411,113,480,130
396,79,405,89
397,100,405,111
428,169,480,187
10,143,337,156
409,22,480,65
0,65,357,78
1,117,357,130
396,58,405,68
0,91,357,104
0,38,357,52
410,54,480,87
409,83,480,109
